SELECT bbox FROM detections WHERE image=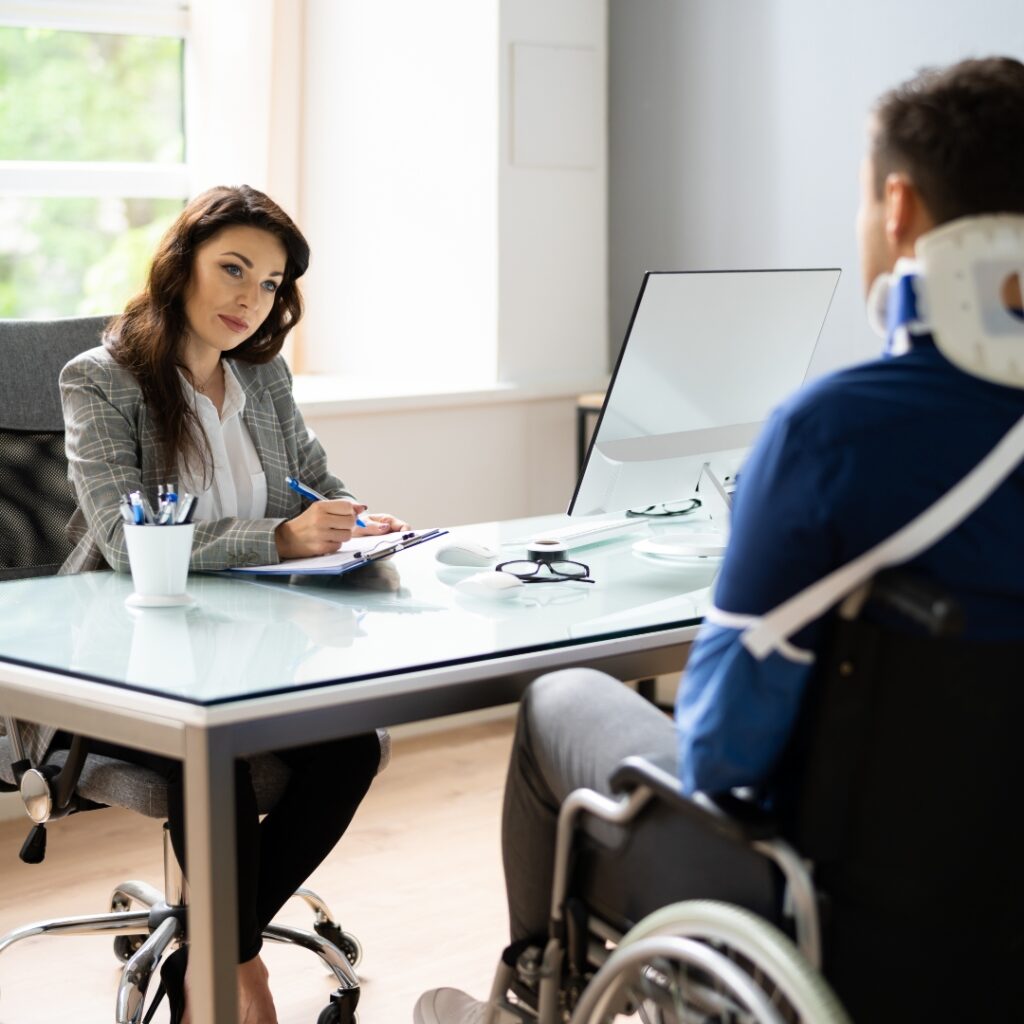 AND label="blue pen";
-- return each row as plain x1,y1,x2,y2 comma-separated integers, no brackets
128,491,147,525
286,475,368,527
157,483,178,525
